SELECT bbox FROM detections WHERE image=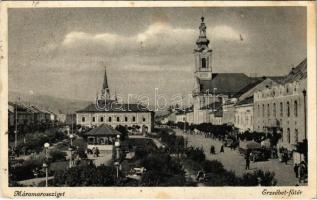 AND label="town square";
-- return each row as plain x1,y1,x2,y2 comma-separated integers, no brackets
5,6,310,188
